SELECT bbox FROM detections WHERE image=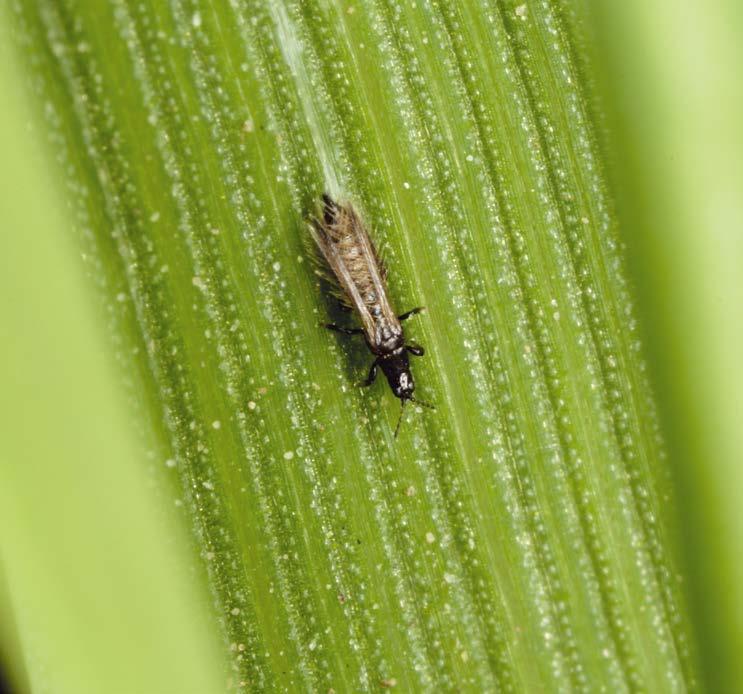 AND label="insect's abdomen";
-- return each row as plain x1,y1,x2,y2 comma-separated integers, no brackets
334,230,380,310
336,229,402,352
311,197,403,353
